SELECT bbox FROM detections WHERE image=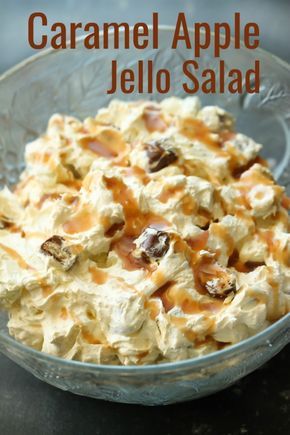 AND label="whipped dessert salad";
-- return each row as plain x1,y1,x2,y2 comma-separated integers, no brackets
0,97,289,365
